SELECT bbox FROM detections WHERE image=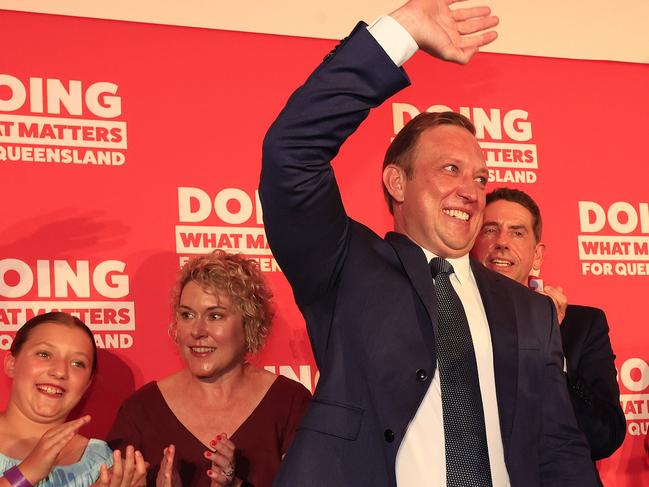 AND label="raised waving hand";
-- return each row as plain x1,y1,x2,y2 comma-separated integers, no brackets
390,0,499,64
